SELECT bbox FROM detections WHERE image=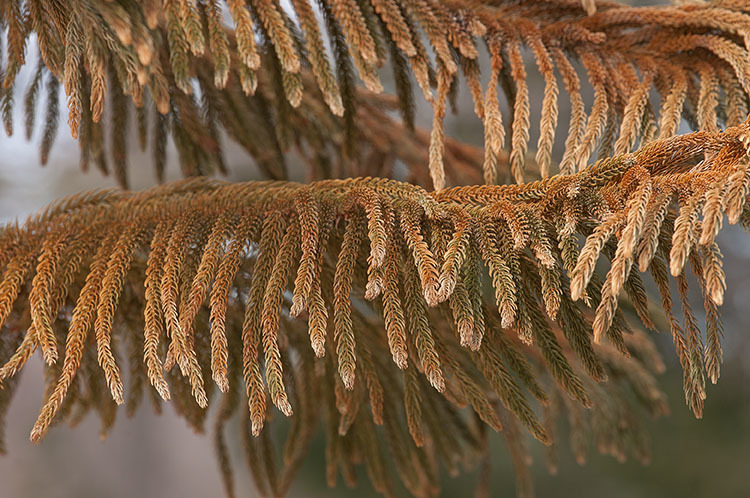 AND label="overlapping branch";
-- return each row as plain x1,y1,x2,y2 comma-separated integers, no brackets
3,0,750,188
1,121,749,496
